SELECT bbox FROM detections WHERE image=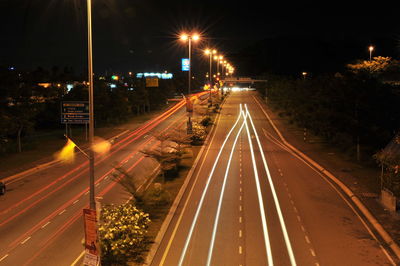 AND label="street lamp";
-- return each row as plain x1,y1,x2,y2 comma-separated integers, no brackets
368,45,374,61
204,48,217,84
180,33,200,95
205,48,217,106
180,33,200,133
86,0,95,211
